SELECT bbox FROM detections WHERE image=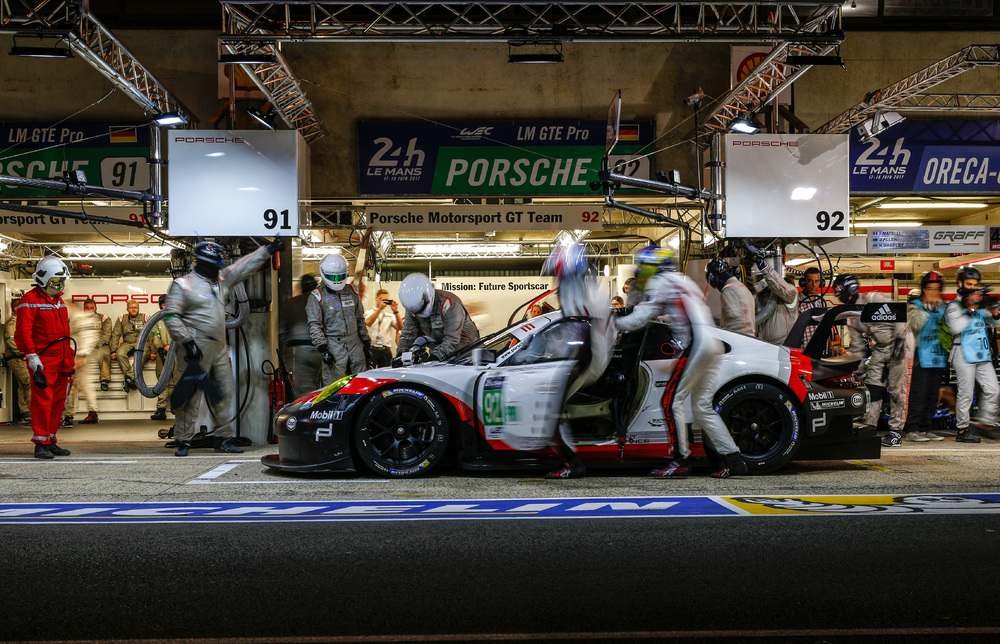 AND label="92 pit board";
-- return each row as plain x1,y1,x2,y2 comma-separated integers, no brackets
167,130,307,237
725,133,850,239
